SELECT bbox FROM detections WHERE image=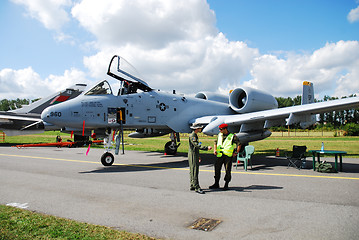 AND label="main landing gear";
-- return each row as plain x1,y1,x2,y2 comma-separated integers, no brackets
164,132,181,155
